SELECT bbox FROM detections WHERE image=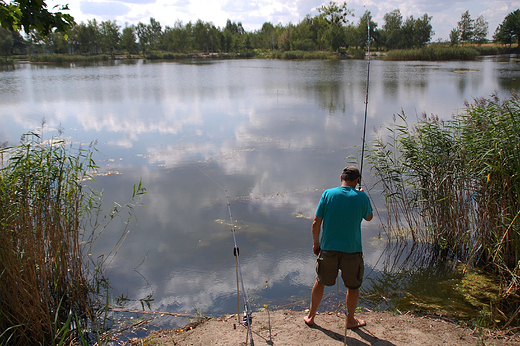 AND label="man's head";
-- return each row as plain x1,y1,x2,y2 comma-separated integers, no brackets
341,166,360,183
